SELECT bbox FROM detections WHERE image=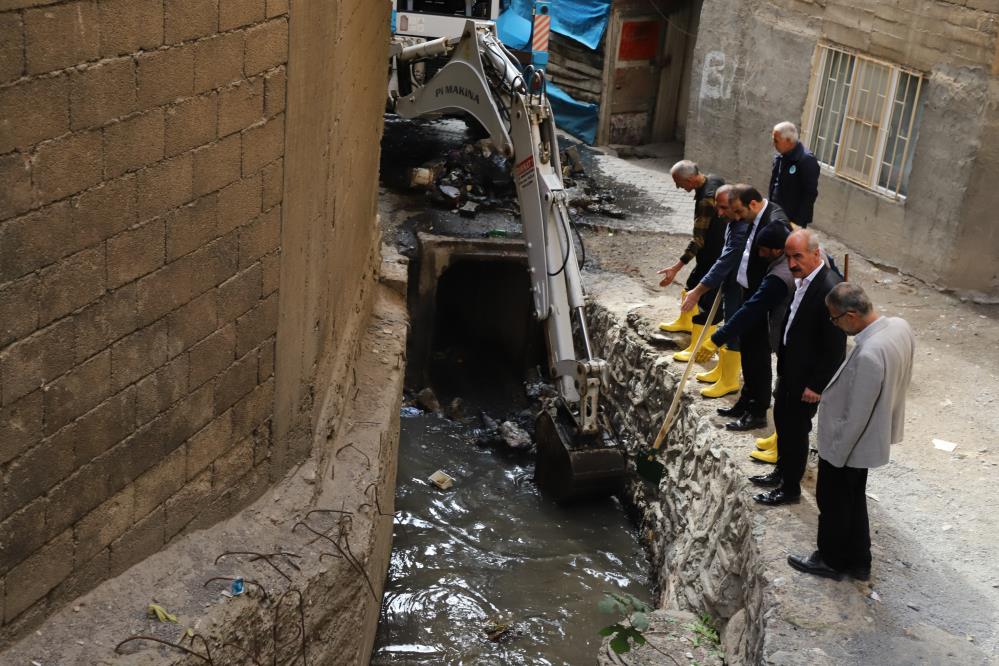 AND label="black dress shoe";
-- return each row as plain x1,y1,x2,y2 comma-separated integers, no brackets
753,488,800,506
788,551,843,581
749,470,782,487
717,402,748,418
725,413,768,431
847,566,871,581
